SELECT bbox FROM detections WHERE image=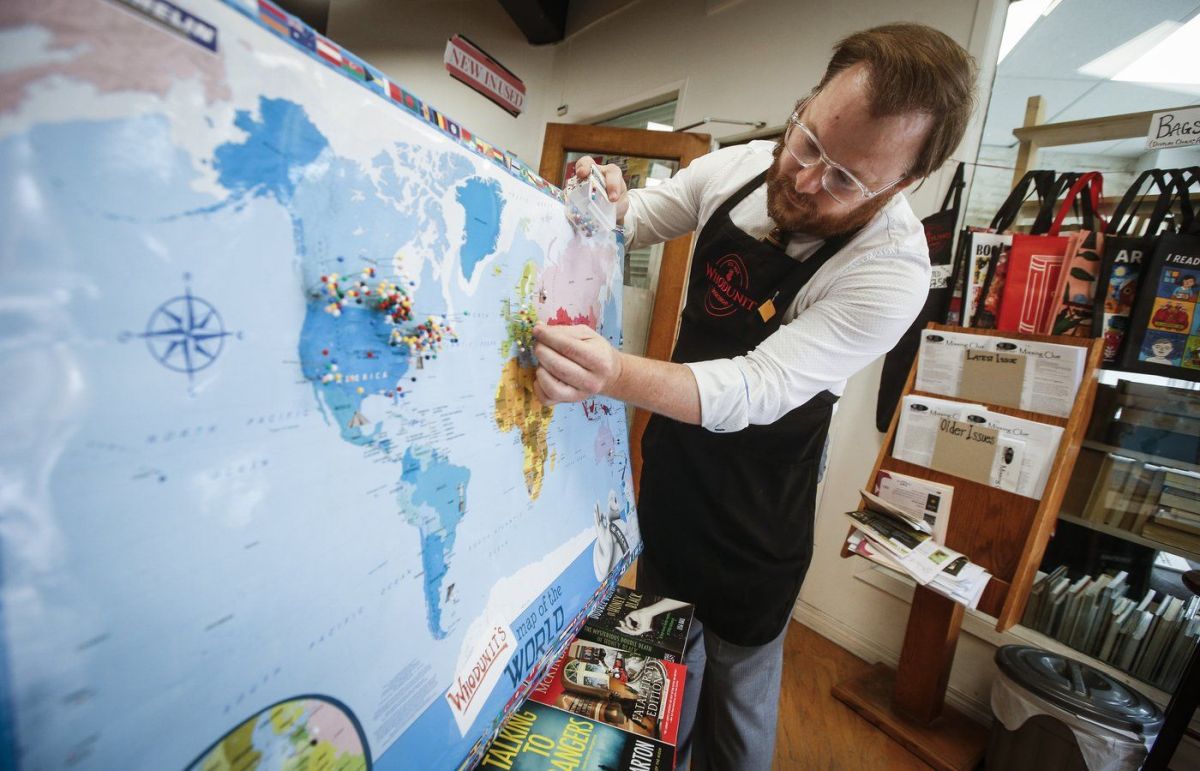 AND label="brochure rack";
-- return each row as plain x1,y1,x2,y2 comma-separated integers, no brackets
832,323,1103,771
